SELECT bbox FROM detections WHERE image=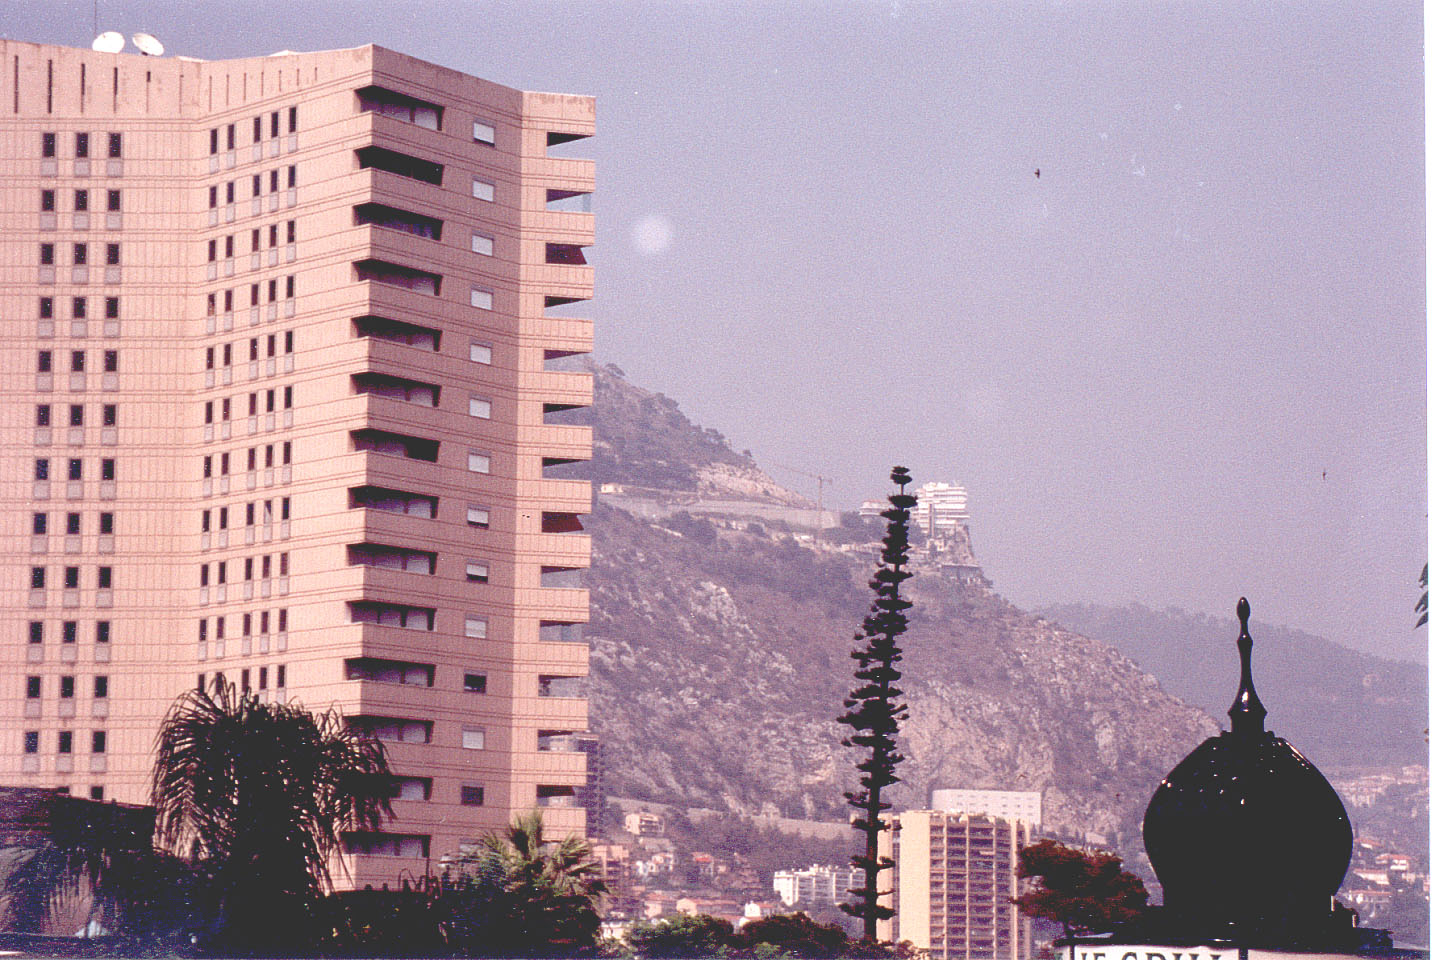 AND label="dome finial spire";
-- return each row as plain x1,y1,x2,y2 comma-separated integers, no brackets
1228,596,1267,736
